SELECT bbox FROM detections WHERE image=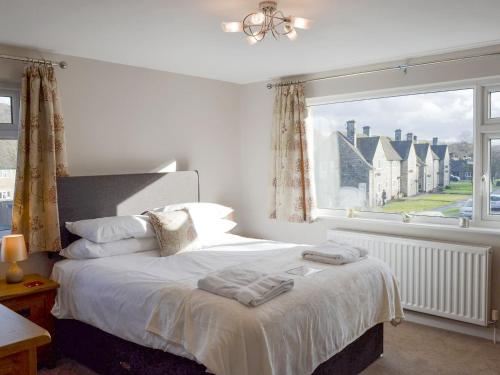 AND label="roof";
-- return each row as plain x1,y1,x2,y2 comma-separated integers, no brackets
0,140,17,169
414,143,431,161
390,140,413,160
379,136,402,161
337,132,372,168
356,137,379,163
431,144,448,160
